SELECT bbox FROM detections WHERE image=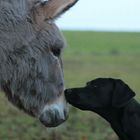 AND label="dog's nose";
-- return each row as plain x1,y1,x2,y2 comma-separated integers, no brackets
65,89,72,95
65,89,76,102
